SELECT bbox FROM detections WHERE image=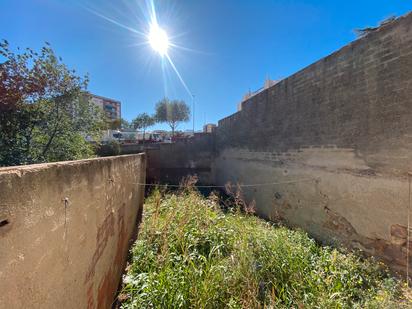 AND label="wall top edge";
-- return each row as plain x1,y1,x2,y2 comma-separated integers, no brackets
0,154,145,173
217,11,412,126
